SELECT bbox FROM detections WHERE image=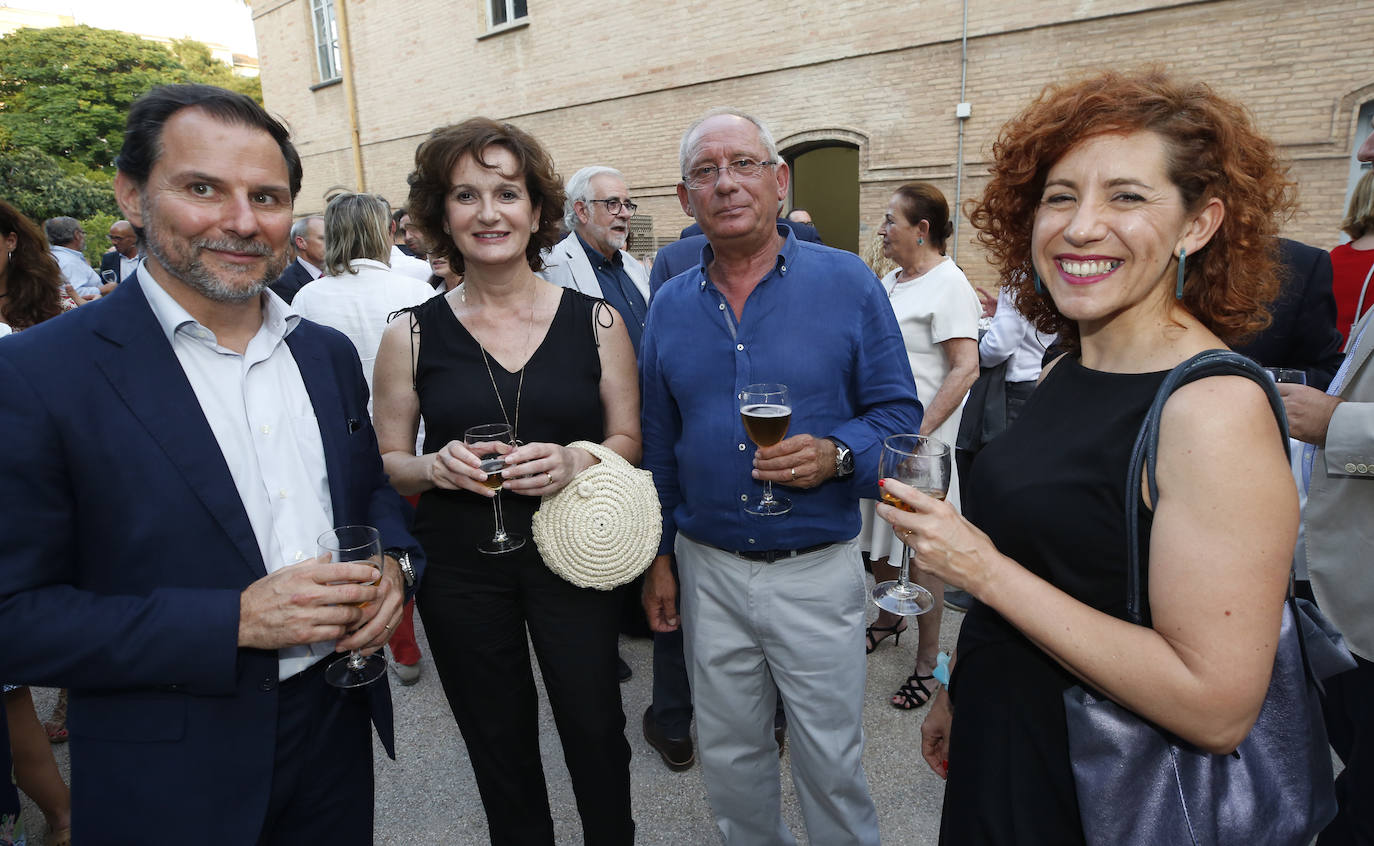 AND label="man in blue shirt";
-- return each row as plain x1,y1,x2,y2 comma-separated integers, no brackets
539,165,651,353
640,108,921,846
